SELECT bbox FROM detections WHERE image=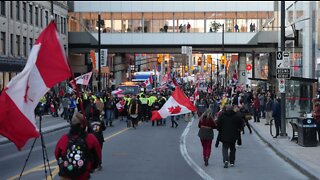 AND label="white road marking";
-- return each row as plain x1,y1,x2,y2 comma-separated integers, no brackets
179,116,214,180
